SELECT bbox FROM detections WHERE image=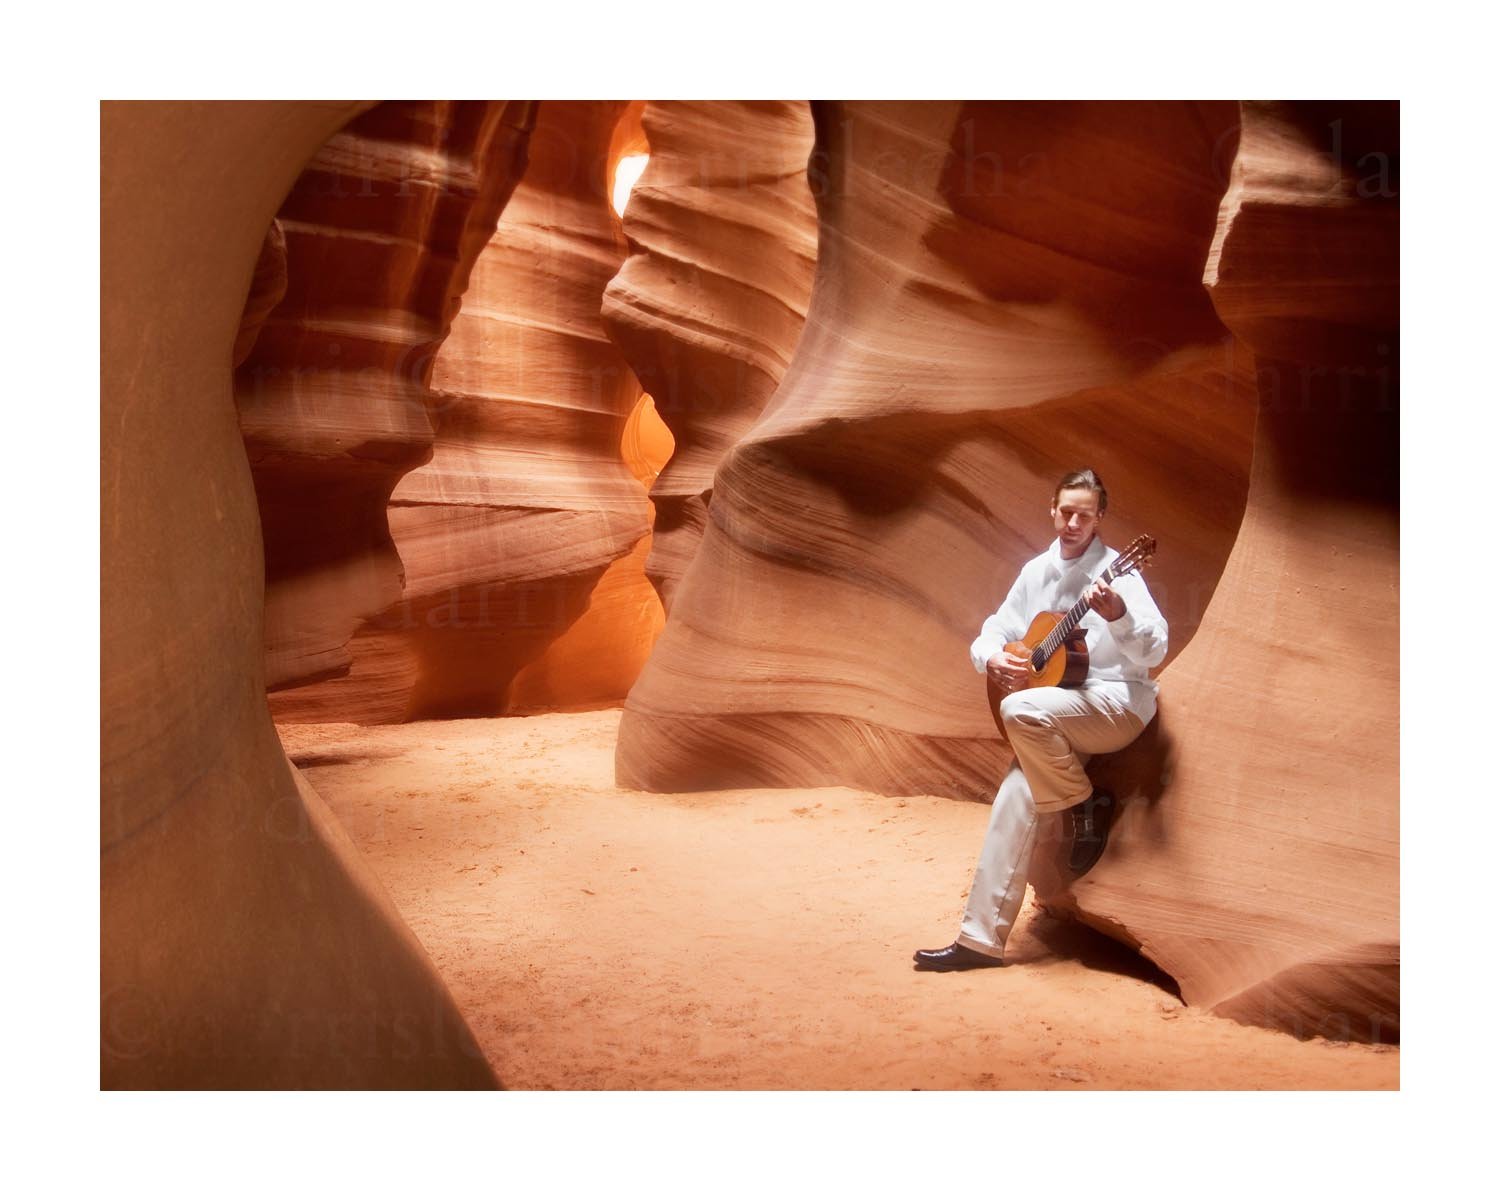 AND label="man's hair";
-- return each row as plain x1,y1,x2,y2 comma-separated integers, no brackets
1054,468,1108,515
